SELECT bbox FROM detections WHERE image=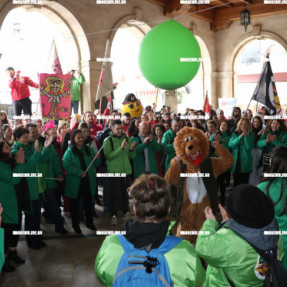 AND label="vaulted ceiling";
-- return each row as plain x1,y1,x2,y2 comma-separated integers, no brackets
145,0,287,31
